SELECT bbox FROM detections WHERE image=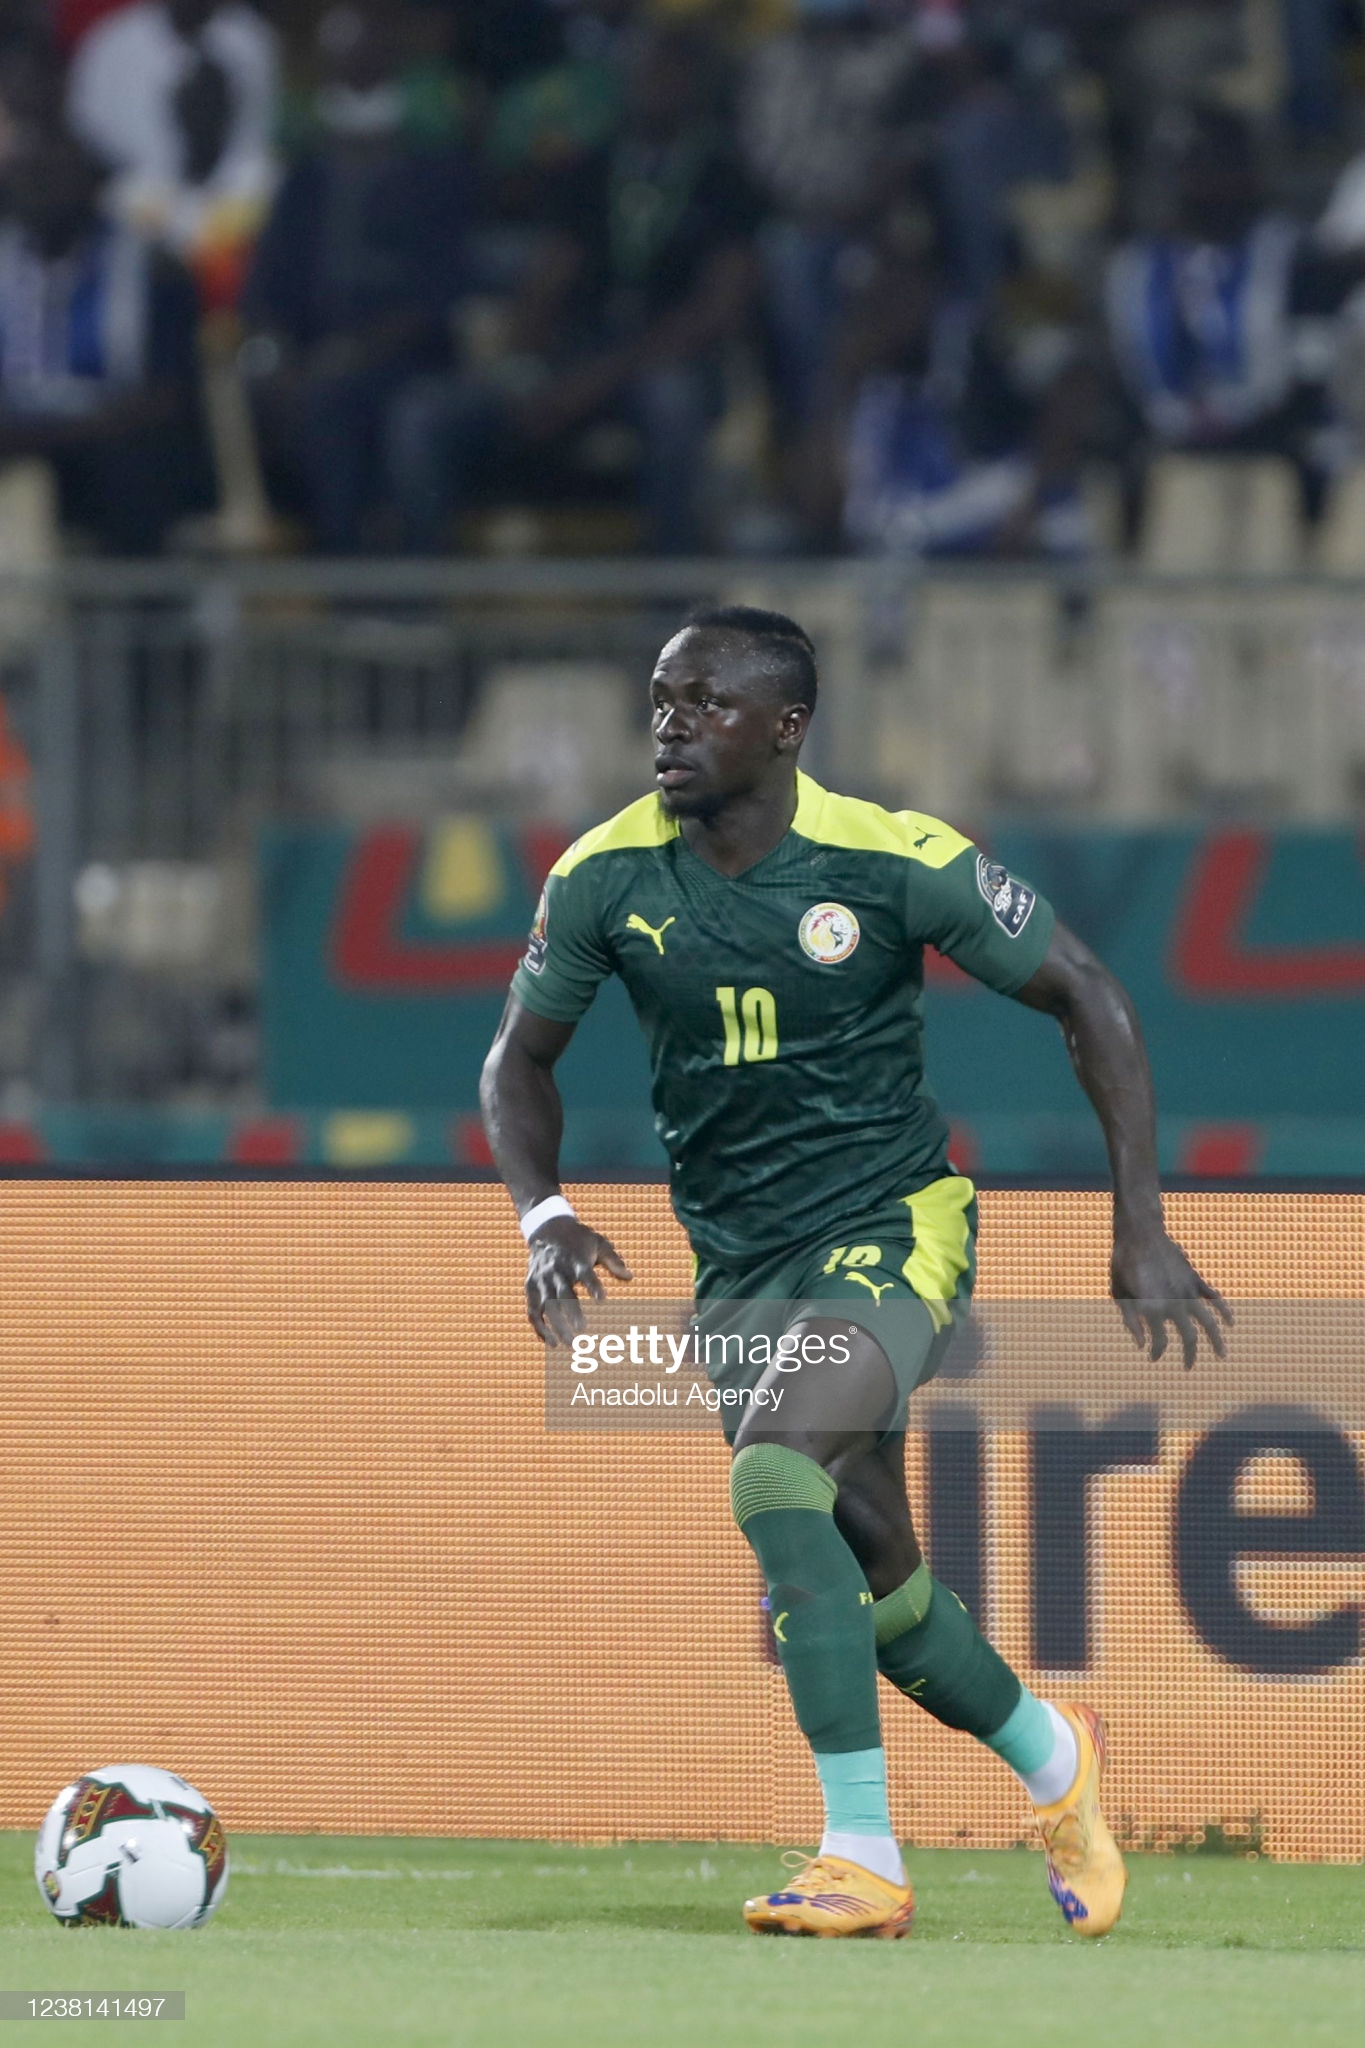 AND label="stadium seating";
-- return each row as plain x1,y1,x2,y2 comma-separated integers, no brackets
441,661,645,820
1315,466,1365,577
0,460,59,653
1139,455,1303,578
874,581,1098,814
